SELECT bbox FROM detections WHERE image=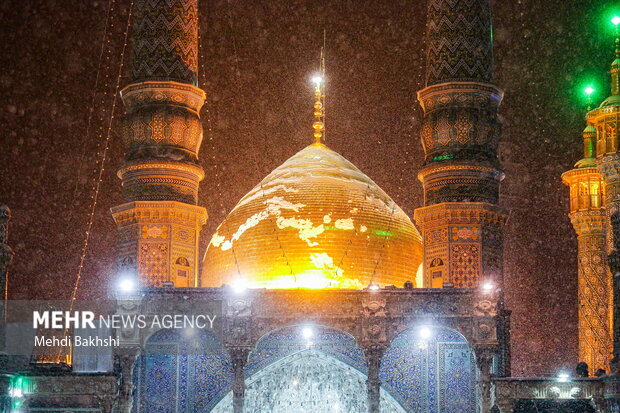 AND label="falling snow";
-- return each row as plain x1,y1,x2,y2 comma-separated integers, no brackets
0,0,616,377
